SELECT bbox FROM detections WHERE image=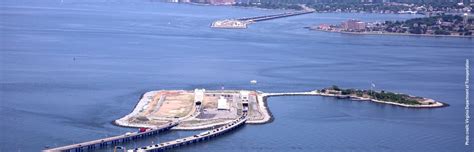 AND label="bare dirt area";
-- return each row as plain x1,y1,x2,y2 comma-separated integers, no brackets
154,91,194,118
203,95,218,109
